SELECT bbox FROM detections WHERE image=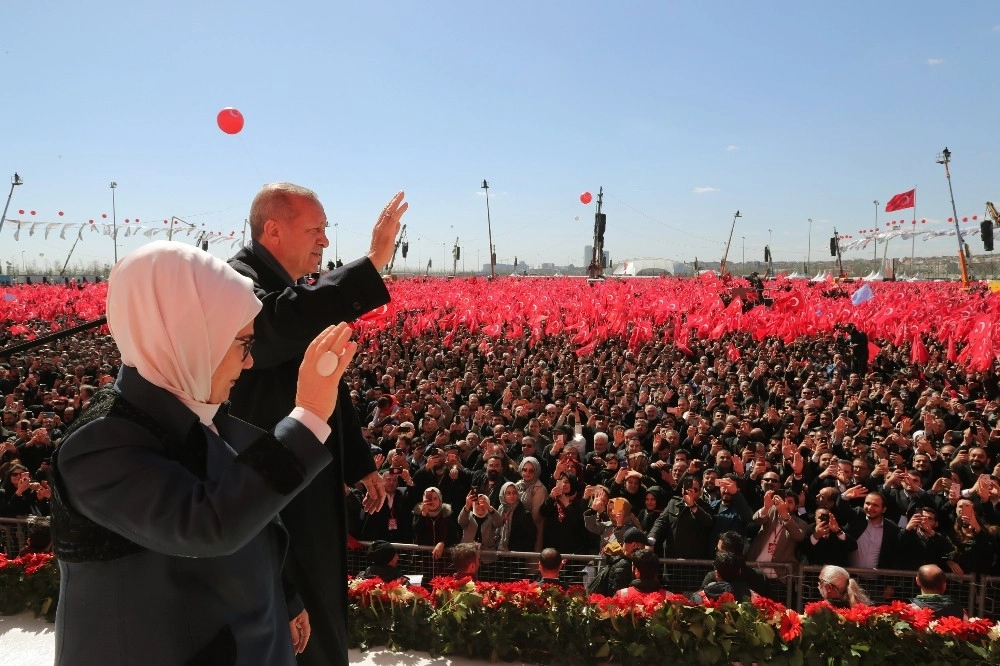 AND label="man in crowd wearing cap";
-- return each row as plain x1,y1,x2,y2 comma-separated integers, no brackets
587,526,649,596
360,541,408,583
